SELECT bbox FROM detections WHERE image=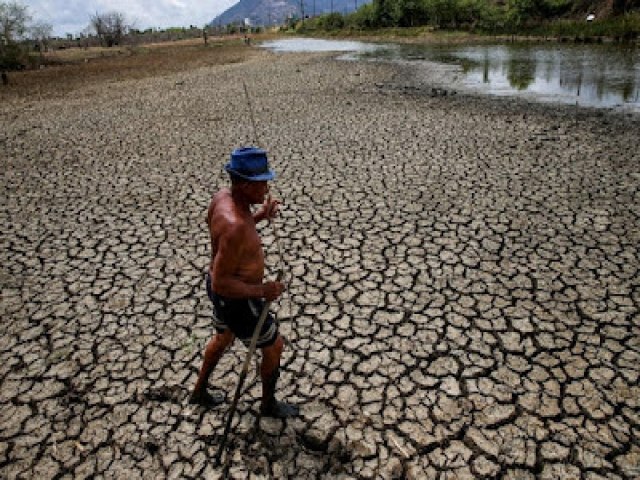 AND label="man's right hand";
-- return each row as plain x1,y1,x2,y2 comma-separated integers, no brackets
262,281,285,301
